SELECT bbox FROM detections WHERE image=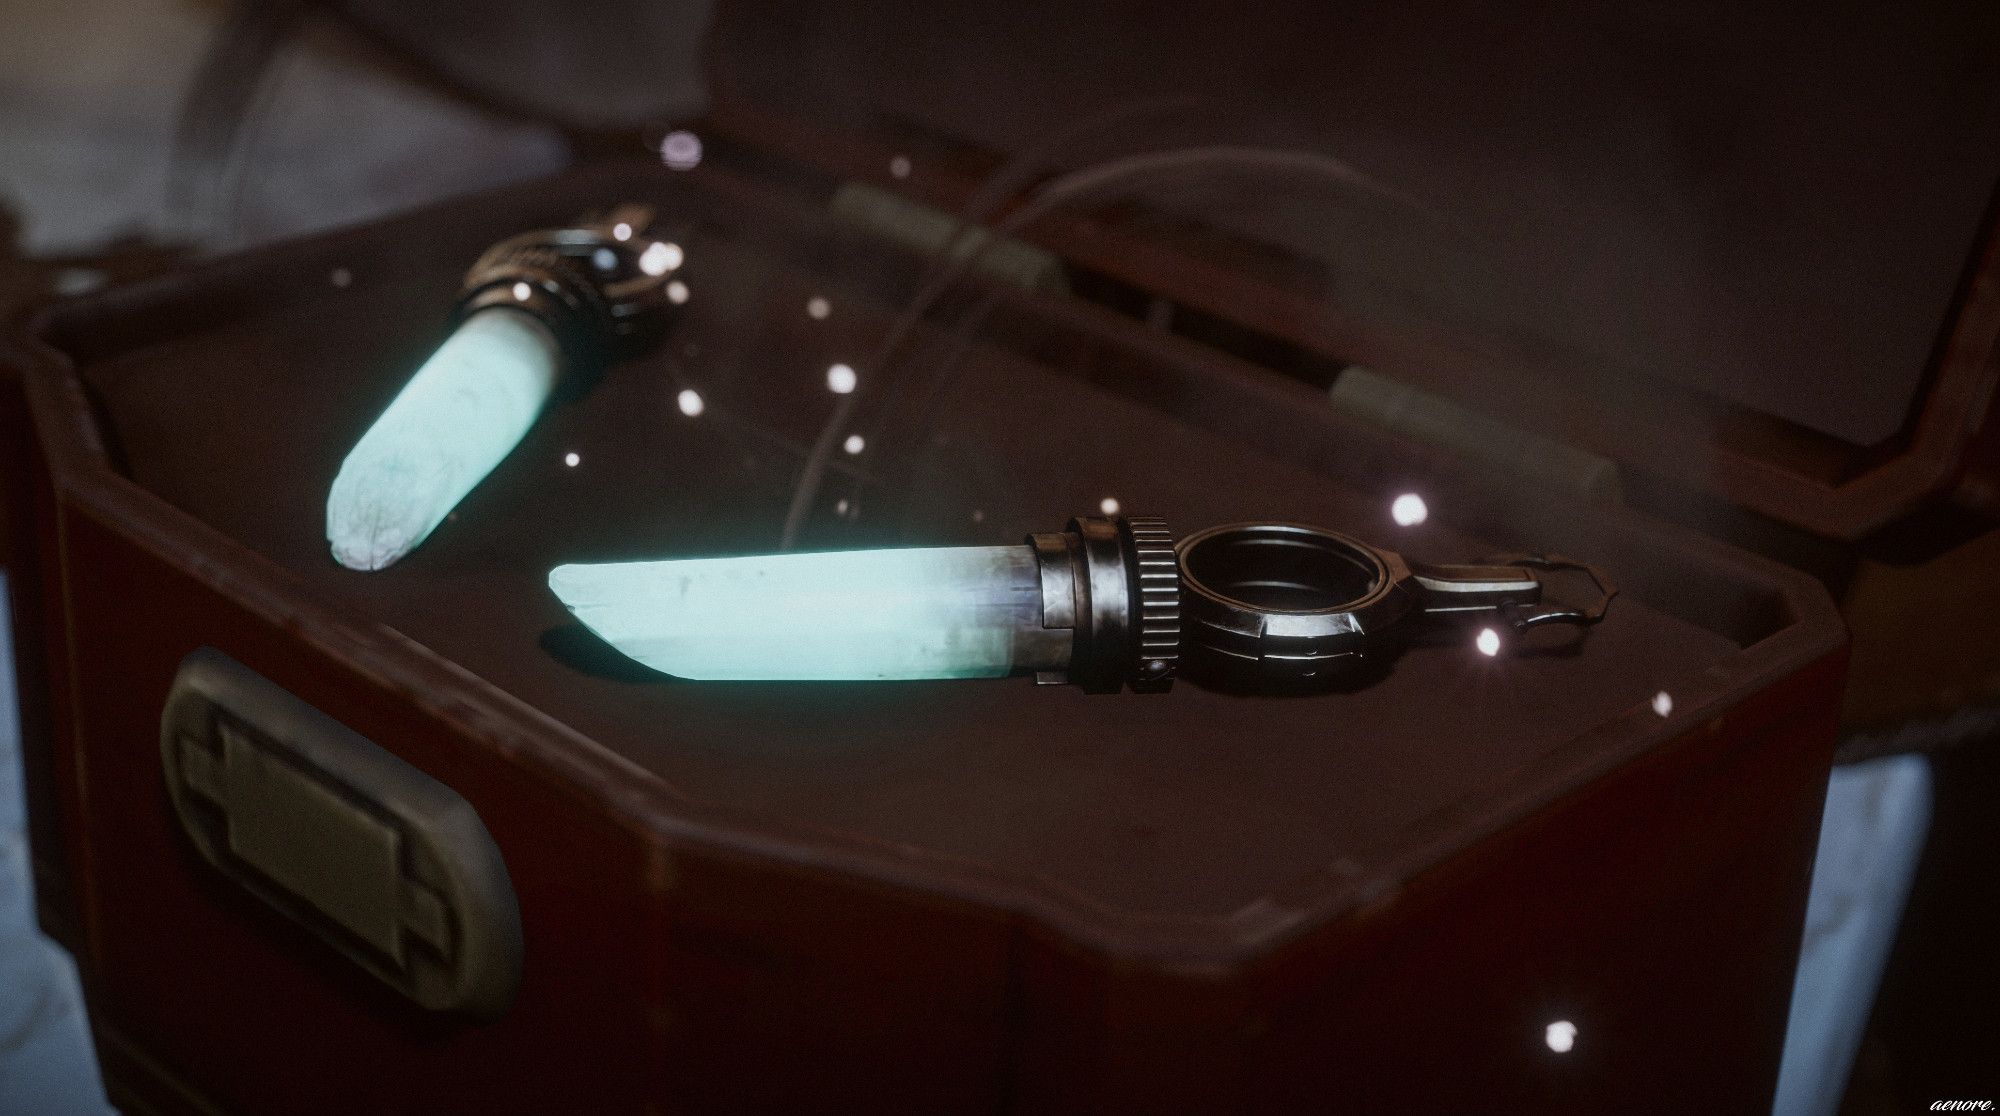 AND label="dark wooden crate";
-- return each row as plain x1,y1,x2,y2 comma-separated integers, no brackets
3,160,1844,1113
